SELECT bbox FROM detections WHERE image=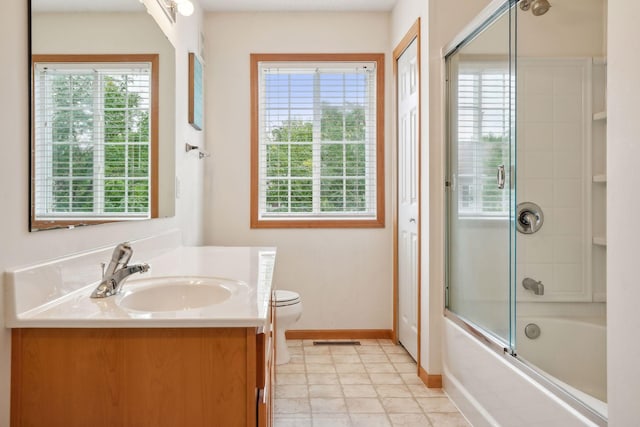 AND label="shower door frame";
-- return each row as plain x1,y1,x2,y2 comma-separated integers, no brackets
441,1,607,425
443,0,517,349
